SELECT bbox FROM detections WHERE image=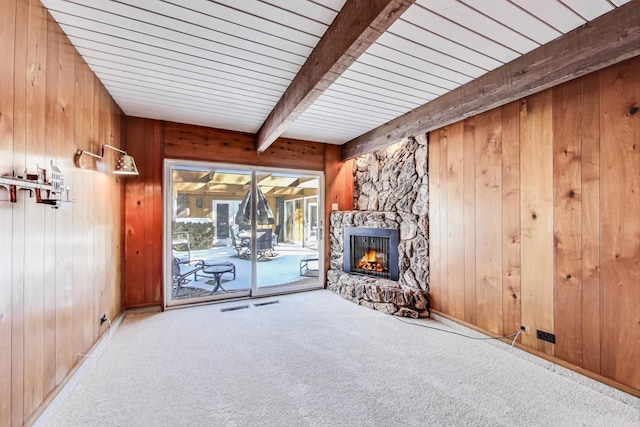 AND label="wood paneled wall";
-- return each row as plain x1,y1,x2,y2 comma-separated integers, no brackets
123,118,163,308
324,143,355,274
123,119,353,308
428,57,640,393
163,122,327,171
0,1,125,425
